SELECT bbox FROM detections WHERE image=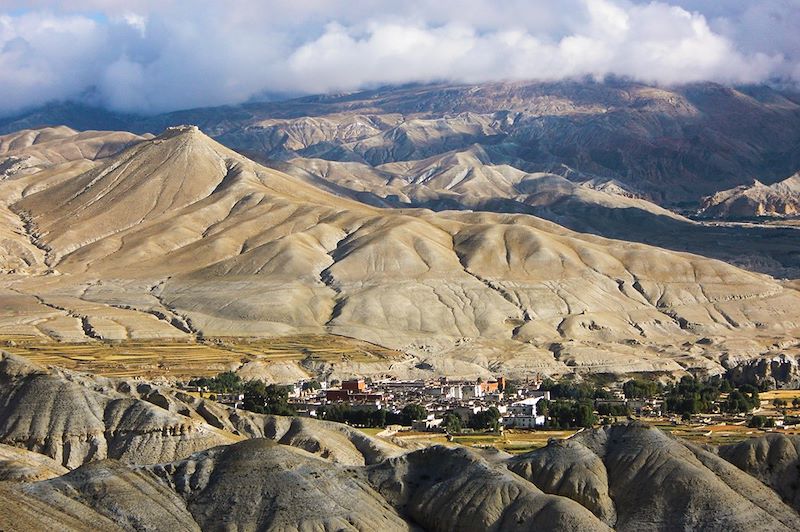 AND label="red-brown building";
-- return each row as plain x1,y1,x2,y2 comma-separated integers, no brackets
325,389,381,403
342,379,366,392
